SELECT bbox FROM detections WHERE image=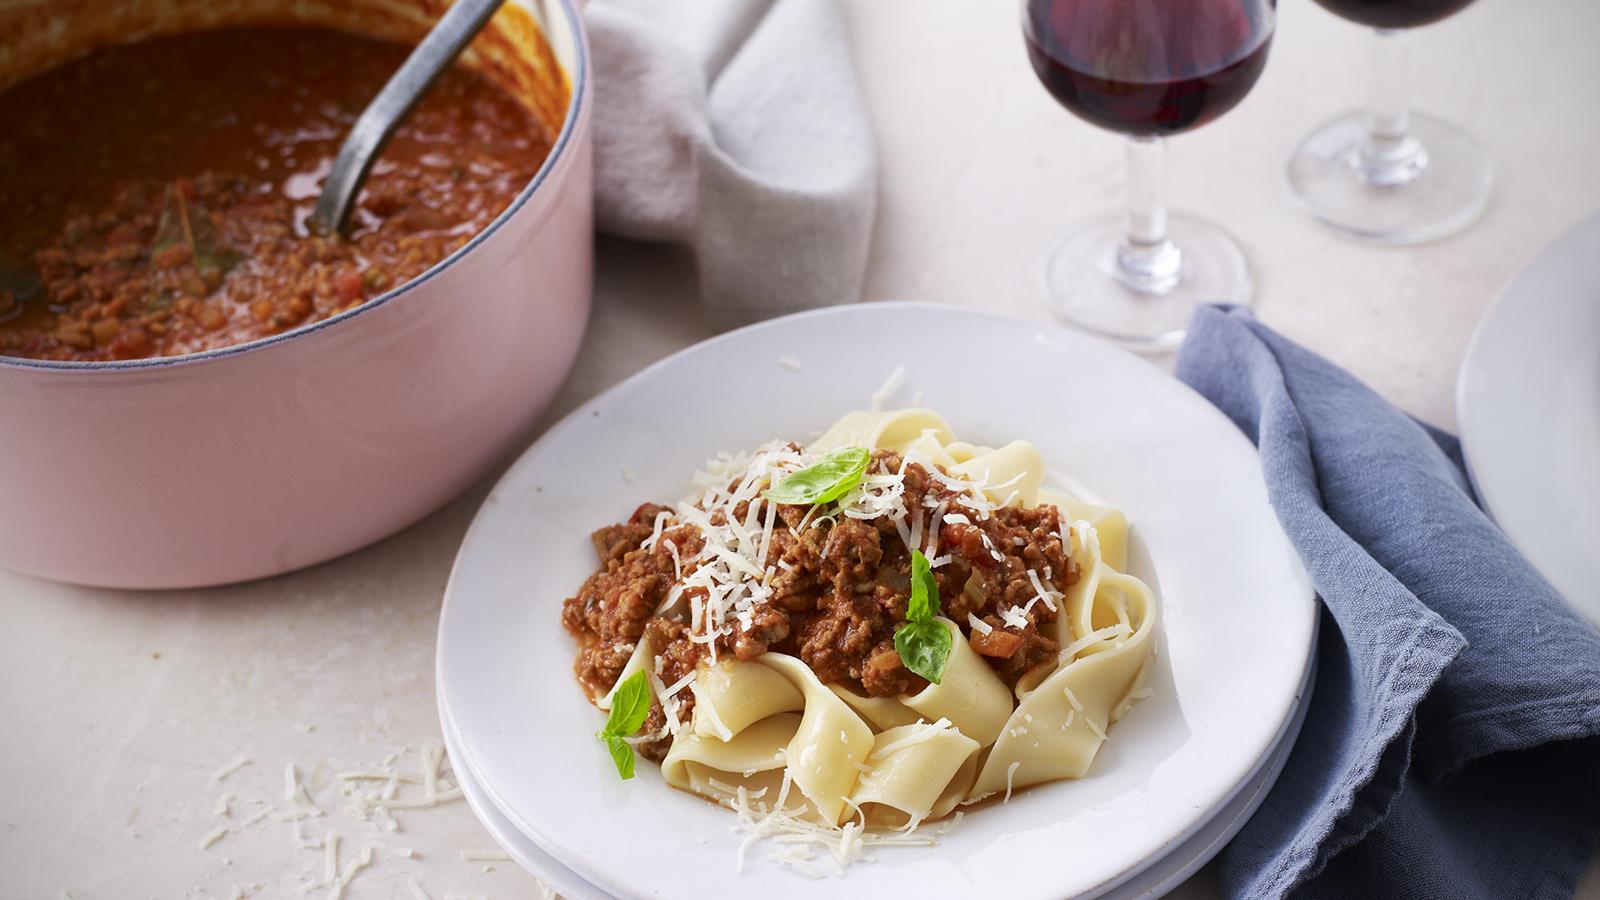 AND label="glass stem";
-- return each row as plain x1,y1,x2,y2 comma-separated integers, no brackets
1116,135,1182,294
1358,28,1427,187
